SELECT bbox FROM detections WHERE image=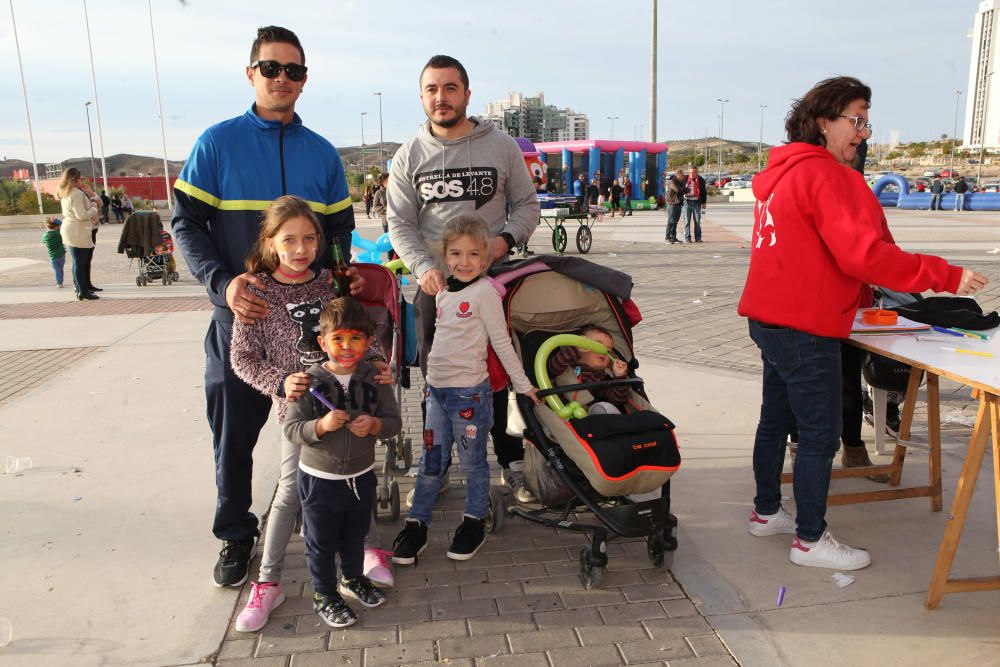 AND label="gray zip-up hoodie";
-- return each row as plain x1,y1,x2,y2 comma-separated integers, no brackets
283,361,401,477
386,117,540,279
